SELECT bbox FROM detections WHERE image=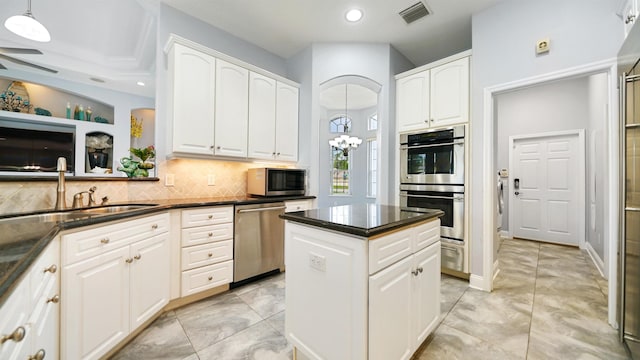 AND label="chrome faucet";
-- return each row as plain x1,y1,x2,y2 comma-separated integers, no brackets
72,186,97,209
54,157,67,210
